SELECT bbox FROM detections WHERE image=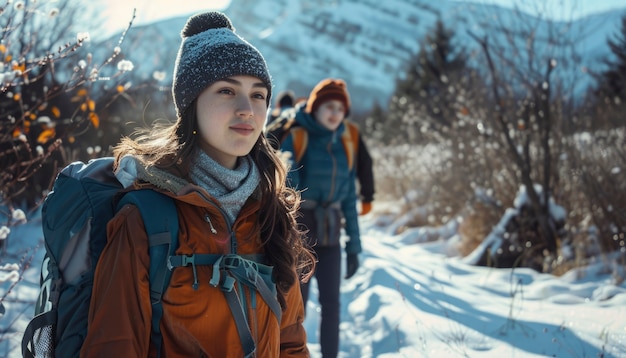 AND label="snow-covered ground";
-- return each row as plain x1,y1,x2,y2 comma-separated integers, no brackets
2,204,626,357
